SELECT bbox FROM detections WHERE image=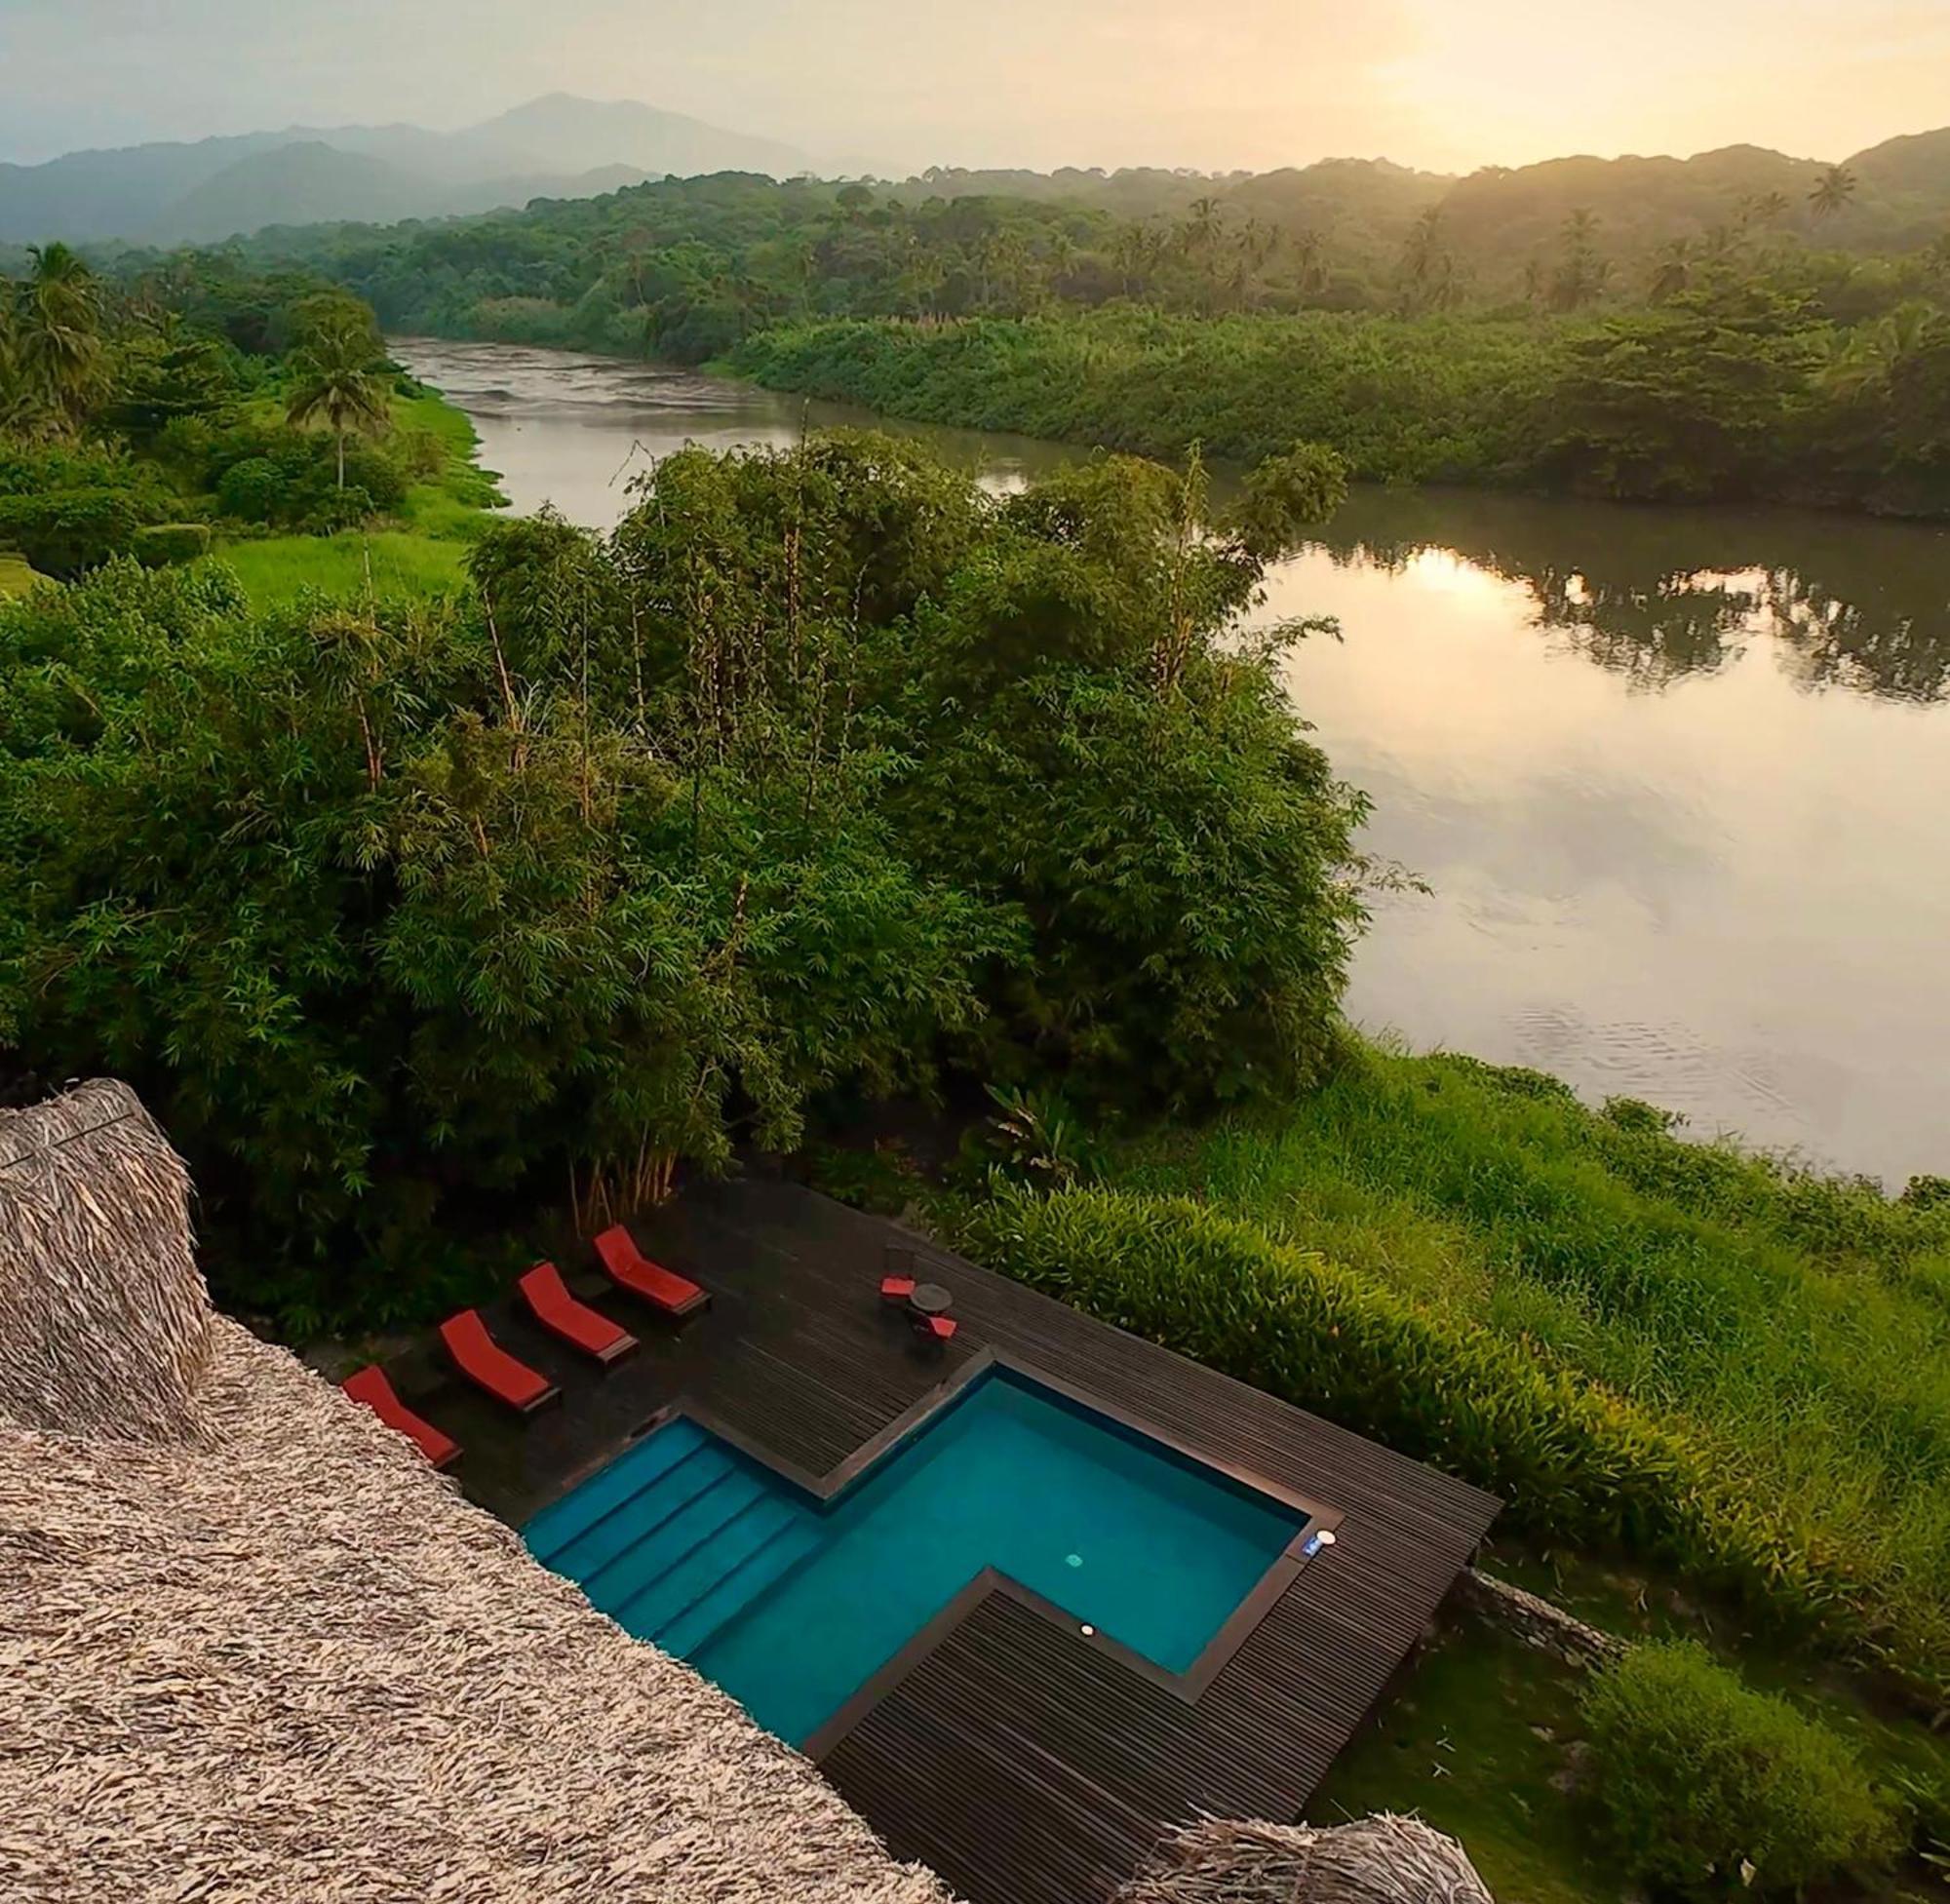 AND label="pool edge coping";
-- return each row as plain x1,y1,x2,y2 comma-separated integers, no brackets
566,1343,1346,1761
